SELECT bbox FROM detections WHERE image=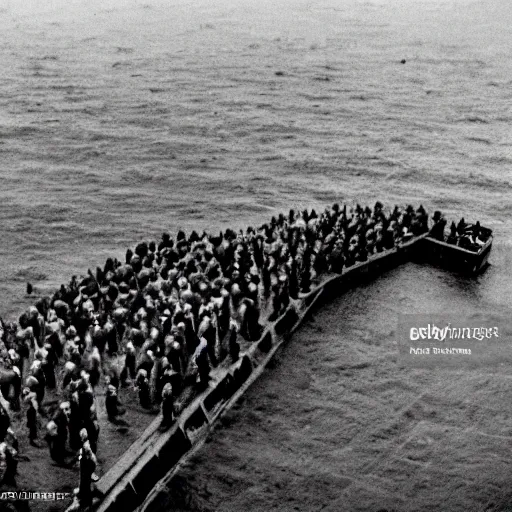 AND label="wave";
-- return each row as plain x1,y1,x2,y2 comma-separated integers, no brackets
466,137,492,145
456,116,490,124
